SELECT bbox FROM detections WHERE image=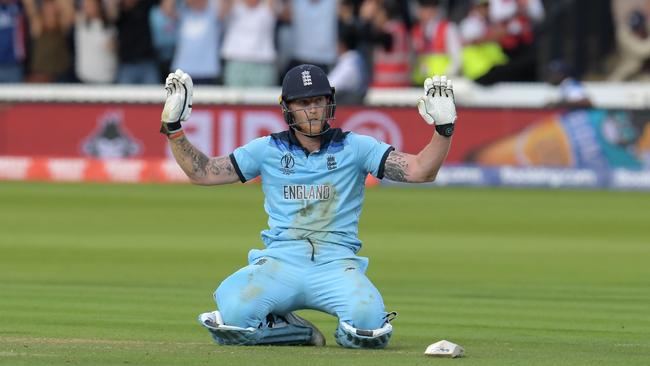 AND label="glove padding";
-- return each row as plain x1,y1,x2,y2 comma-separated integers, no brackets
161,69,193,134
417,75,457,137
